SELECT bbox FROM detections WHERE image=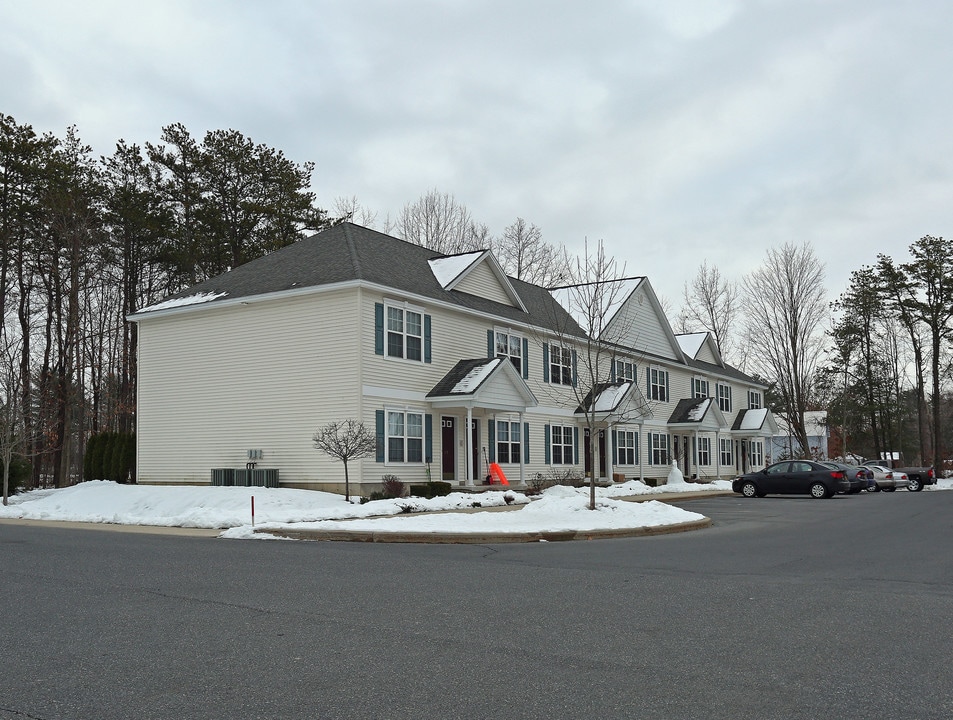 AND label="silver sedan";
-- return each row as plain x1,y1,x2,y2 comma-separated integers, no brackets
861,464,910,492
